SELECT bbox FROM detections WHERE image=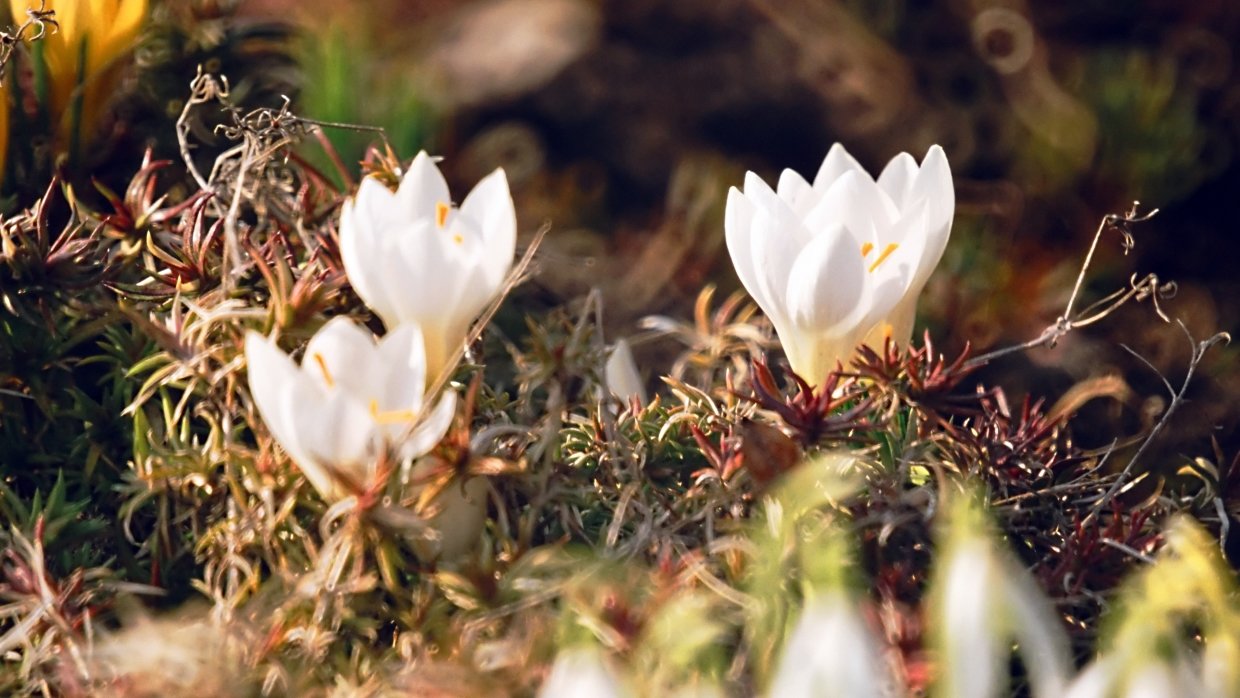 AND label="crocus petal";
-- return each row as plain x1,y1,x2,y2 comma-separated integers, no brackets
877,151,918,209
803,170,899,244
245,332,320,473
725,187,777,319
745,177,813,320
385,220,466,325
1122,663,1192,698
783,224,869,334
412,473,488,561
283,389,377,498
373,322,429,411
396,390,458,463
1005,566,1073,698
811,142,866,191
905,145,955,289
396,151,452,220
872,294,918,351
1062,661,1113,698
302,316,381,397
776,168,818,218
352,176,408,237
459,167,518,290
339,195,401,328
